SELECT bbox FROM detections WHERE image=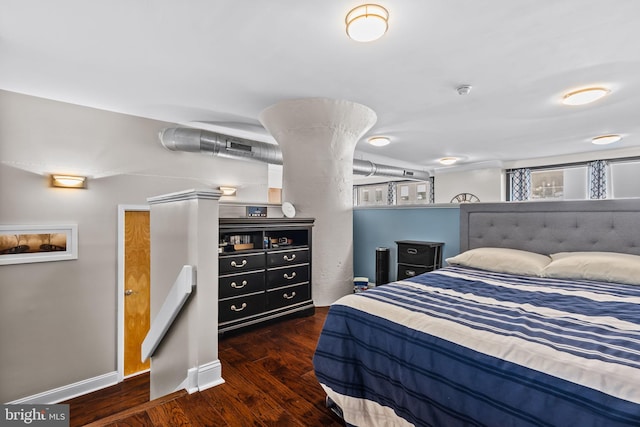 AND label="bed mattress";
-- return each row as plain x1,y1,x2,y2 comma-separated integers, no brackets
313,266,640,426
